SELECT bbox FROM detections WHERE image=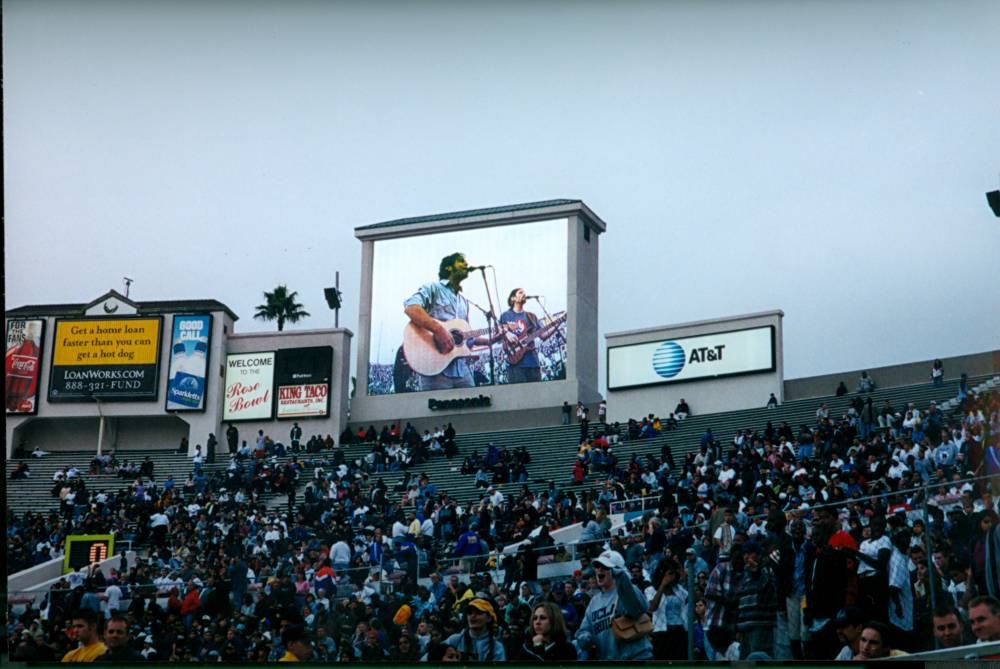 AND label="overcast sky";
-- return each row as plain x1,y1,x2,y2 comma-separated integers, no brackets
5,0,999,390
